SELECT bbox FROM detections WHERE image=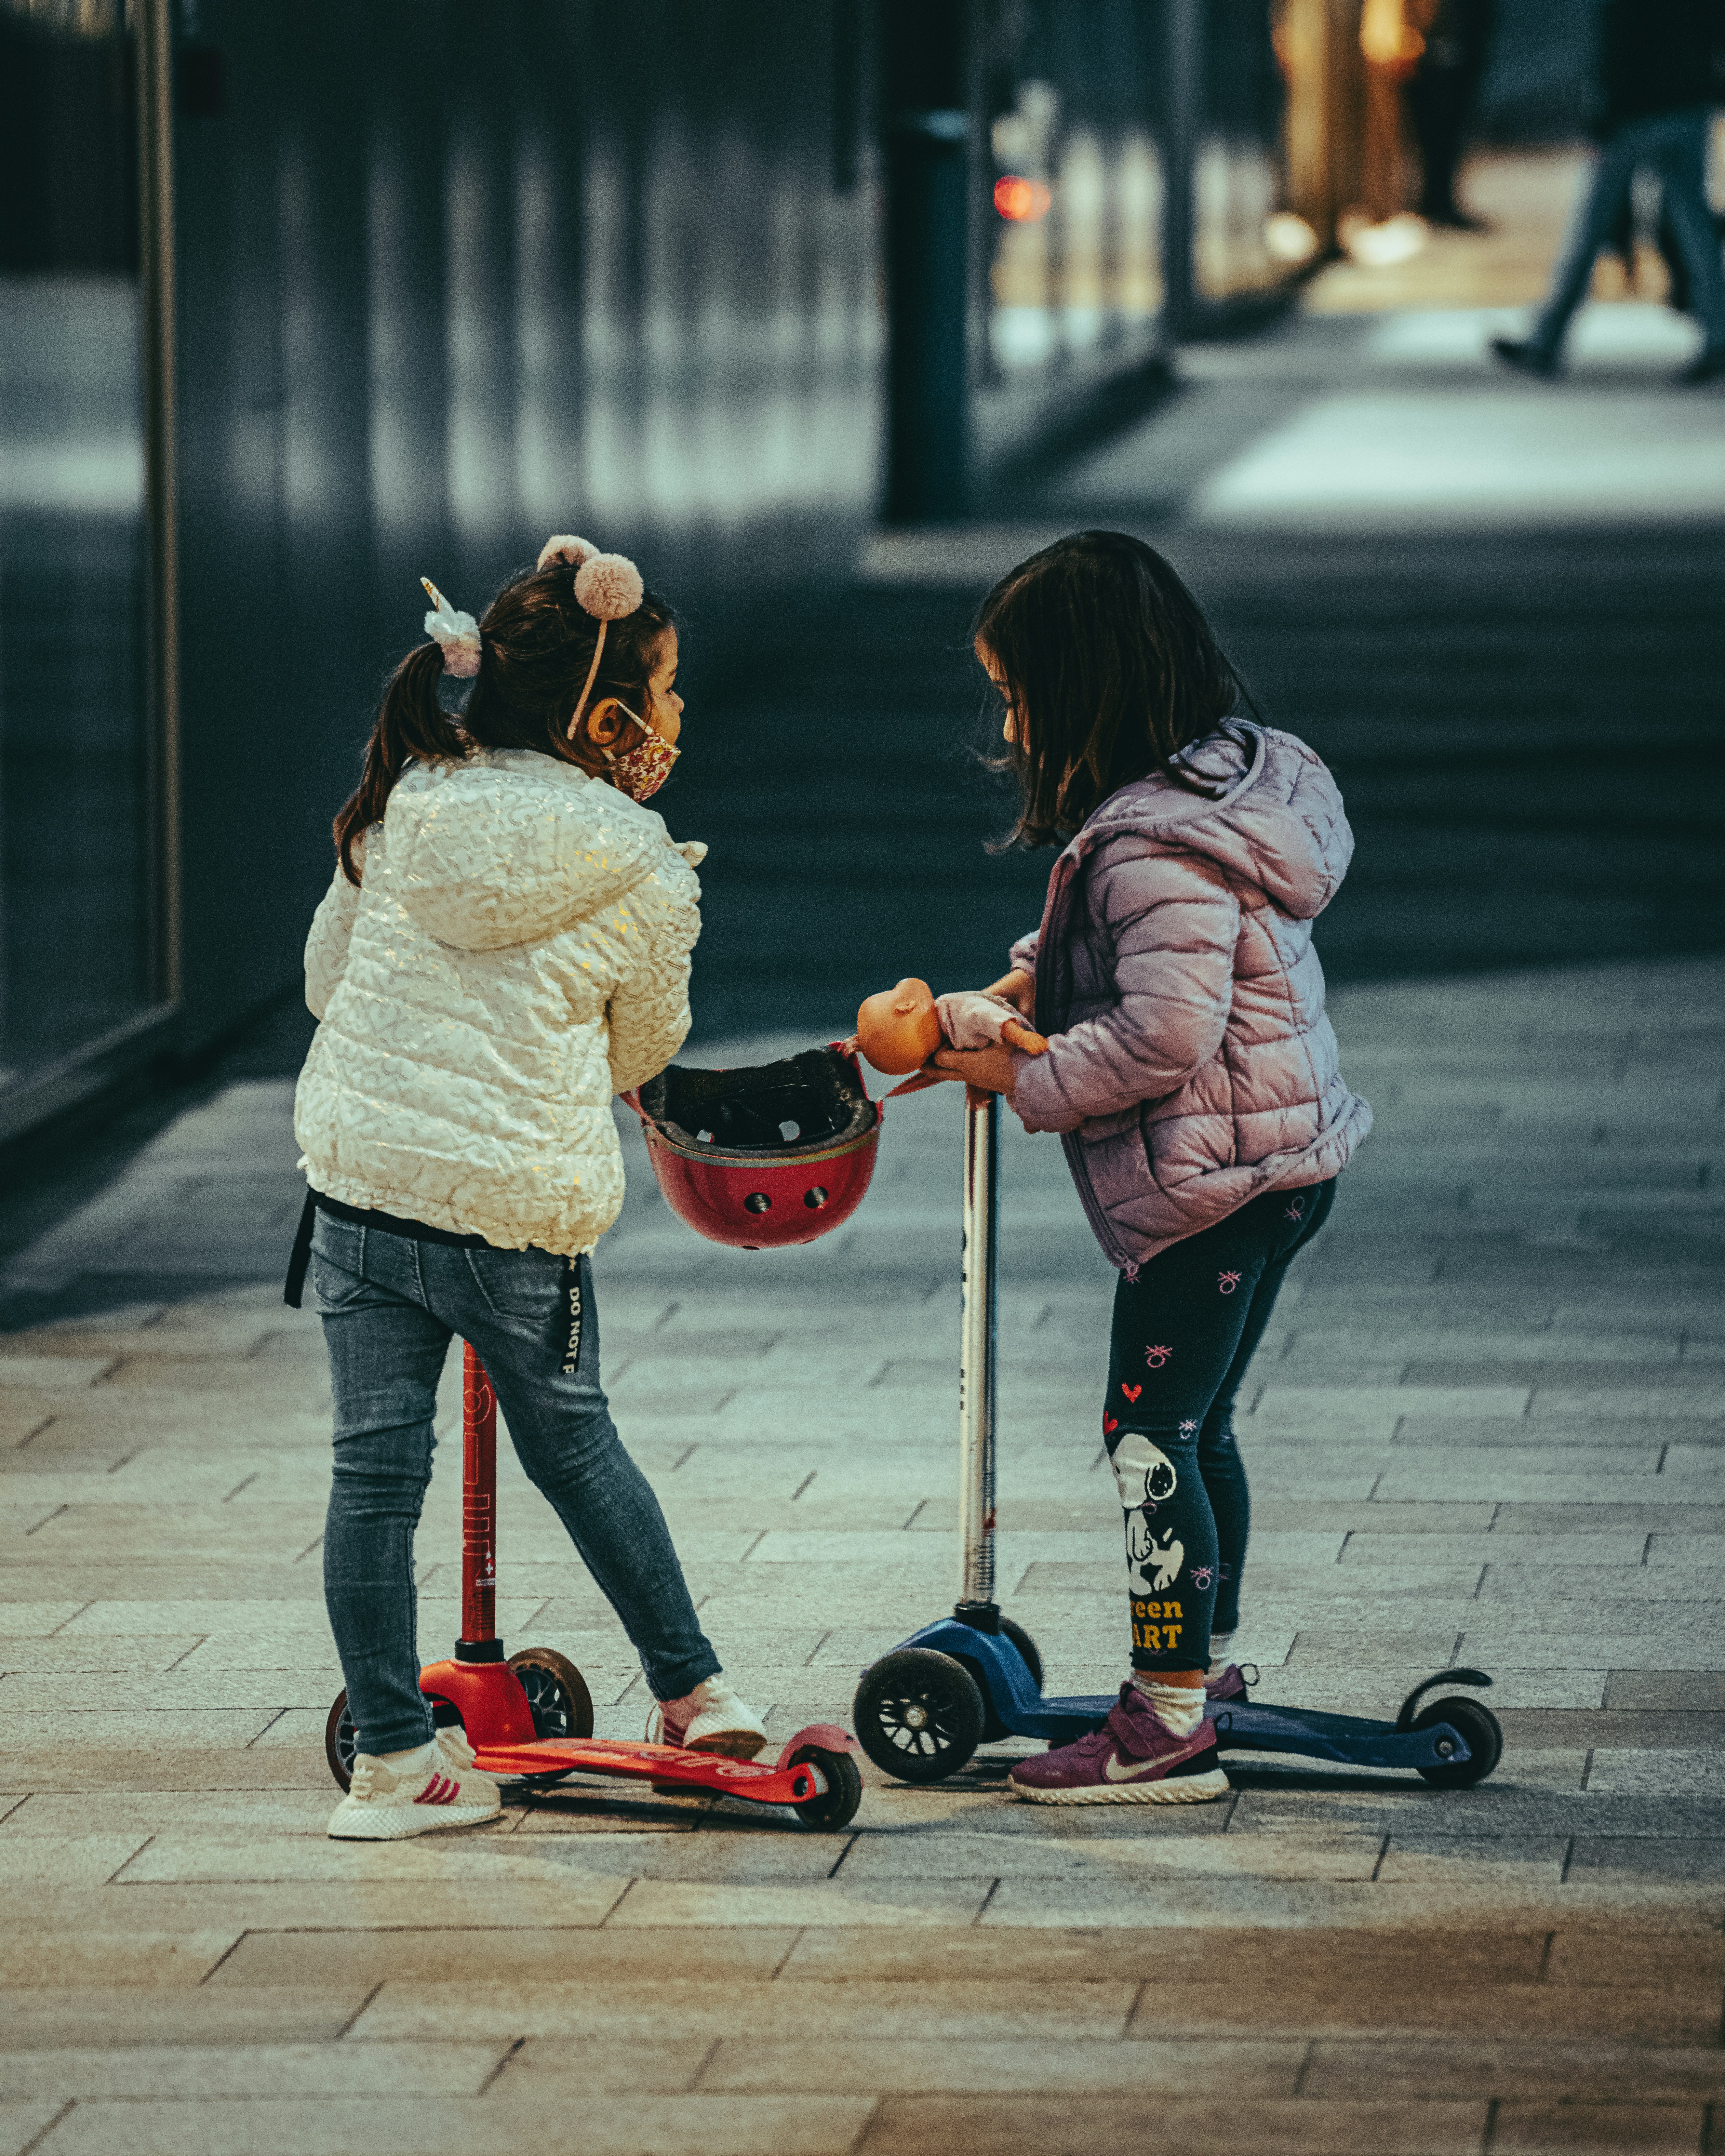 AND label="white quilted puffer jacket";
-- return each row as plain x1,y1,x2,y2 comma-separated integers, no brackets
294,747,702,1255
